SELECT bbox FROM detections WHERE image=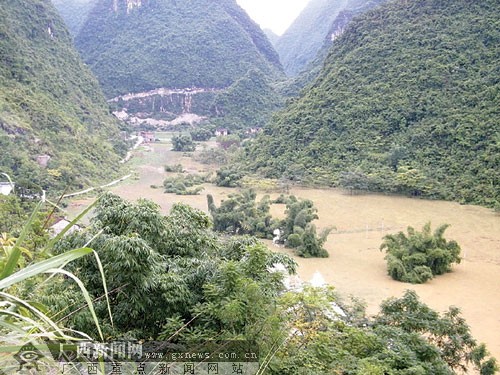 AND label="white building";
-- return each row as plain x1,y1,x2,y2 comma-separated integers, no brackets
0,182,14,196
